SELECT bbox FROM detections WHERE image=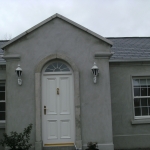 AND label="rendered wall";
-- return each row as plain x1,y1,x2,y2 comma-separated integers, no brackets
3,18,113,150
110,62,150,149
